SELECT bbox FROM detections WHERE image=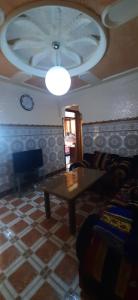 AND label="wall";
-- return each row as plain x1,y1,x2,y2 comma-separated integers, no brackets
0,79,65,193
61,70,138,157
83,120,138,157
62,71,138,122
0,124,65,193
0,79,62,125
